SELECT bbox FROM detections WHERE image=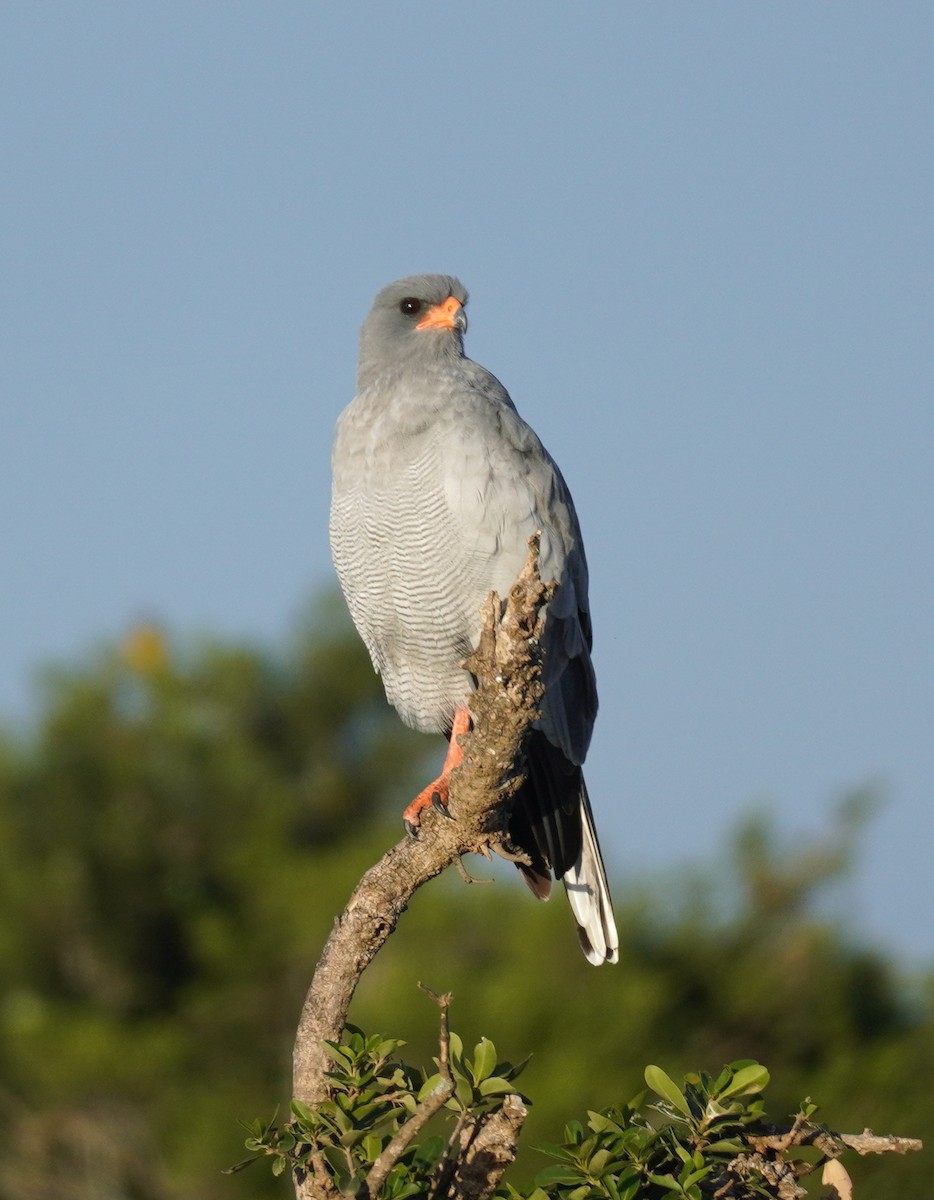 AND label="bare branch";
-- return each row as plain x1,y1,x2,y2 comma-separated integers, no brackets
293,1153,338,1200
746,1123,923,1158
712,1118,923,1199
446,1093,527,1200
835,1129,923,1155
